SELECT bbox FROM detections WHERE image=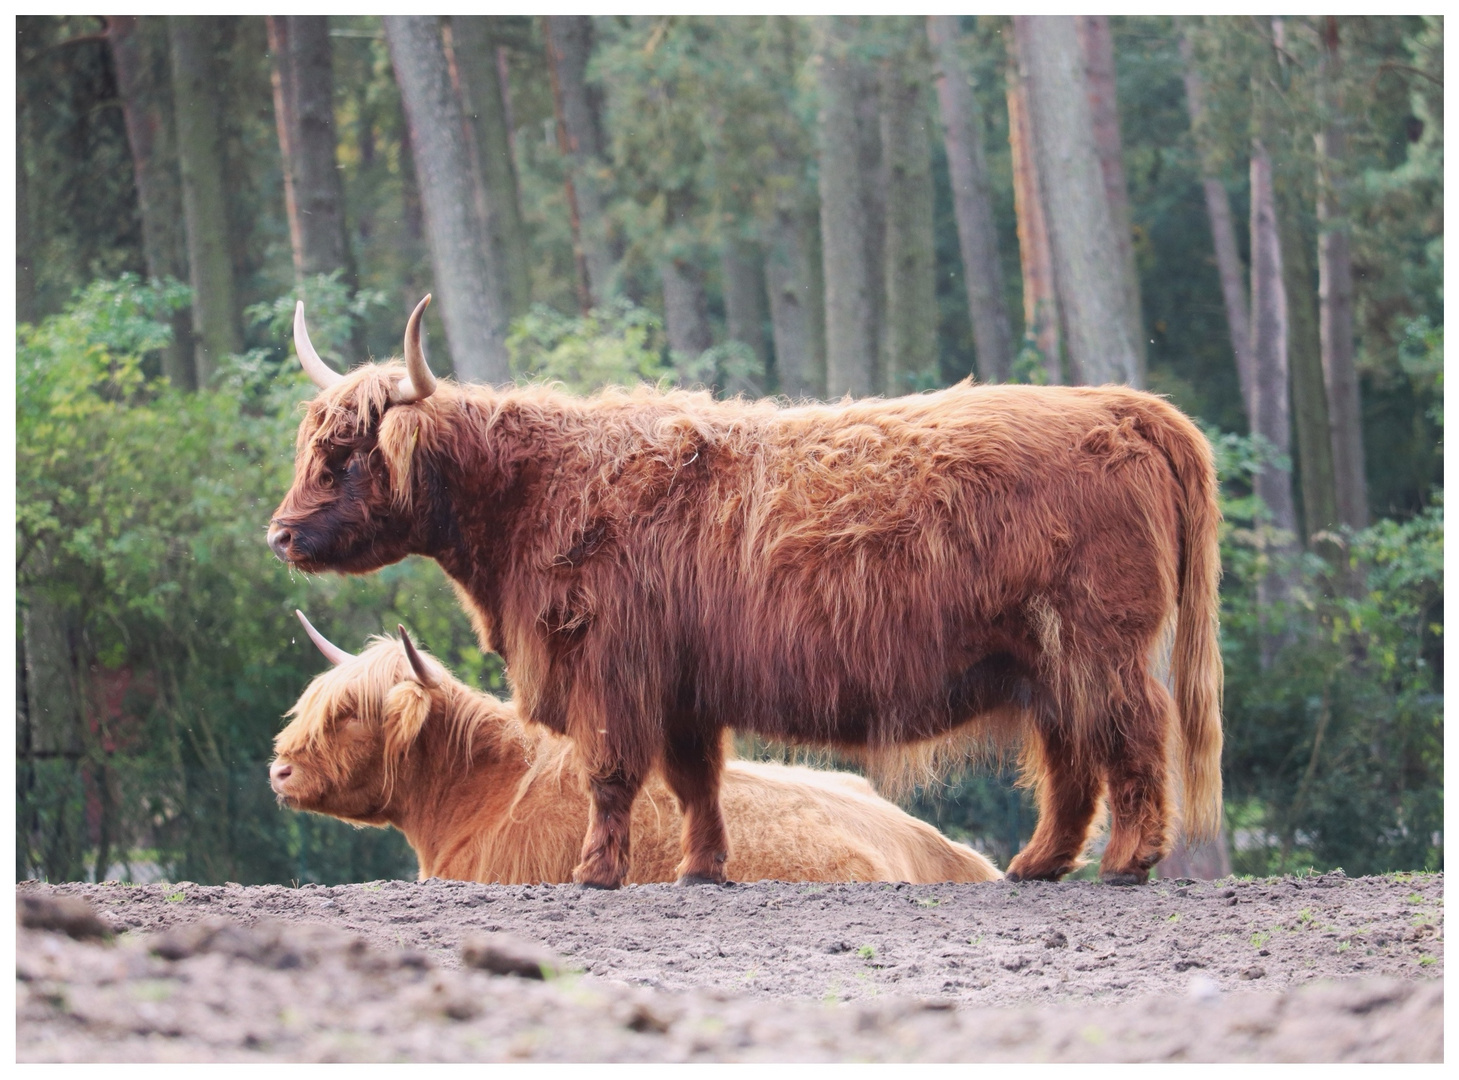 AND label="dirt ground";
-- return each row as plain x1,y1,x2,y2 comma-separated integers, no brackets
17,872,1442,1062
